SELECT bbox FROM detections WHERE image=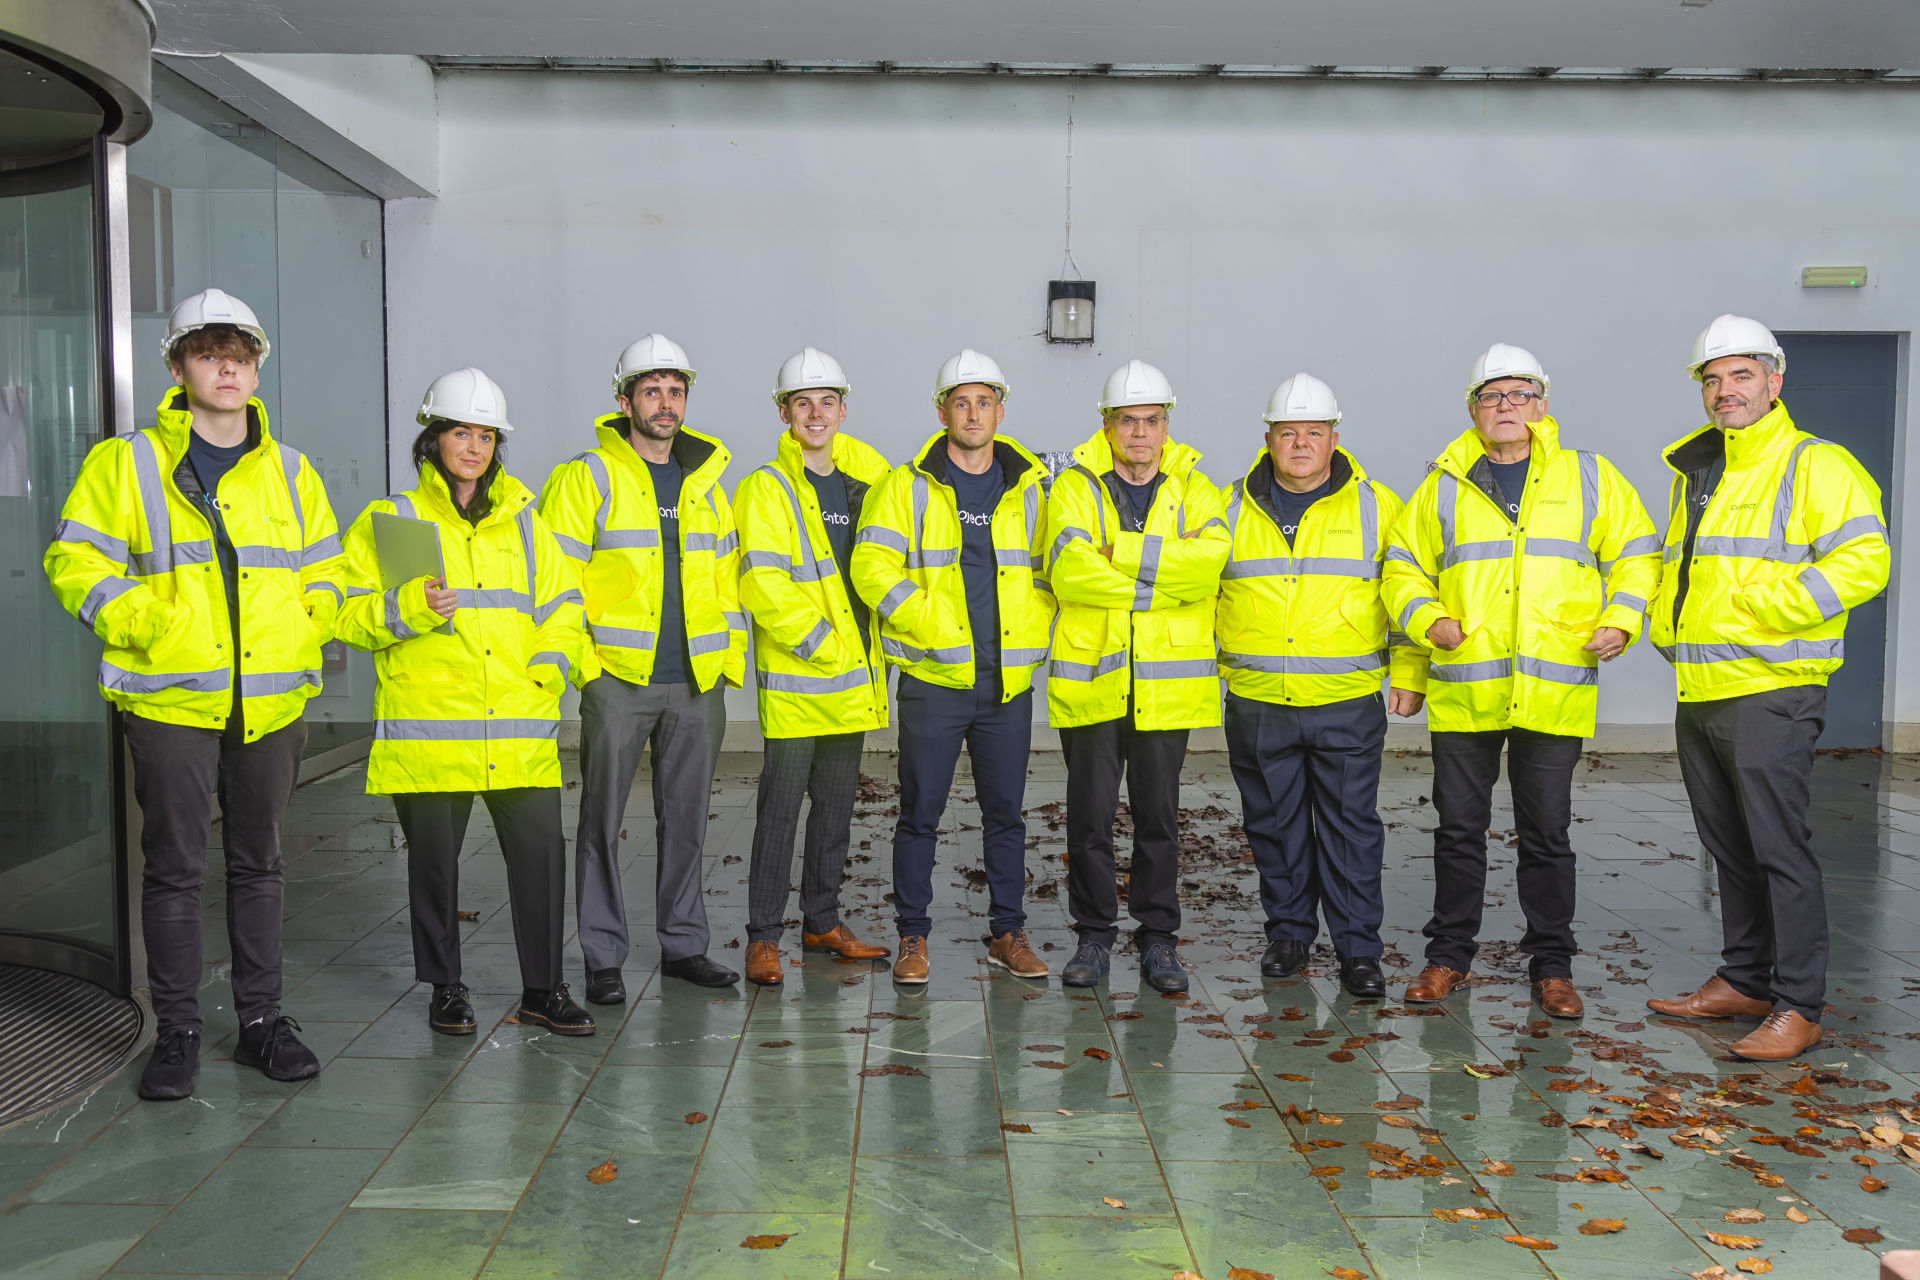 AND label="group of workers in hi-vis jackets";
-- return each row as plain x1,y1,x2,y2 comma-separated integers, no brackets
43,287,1890,1105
